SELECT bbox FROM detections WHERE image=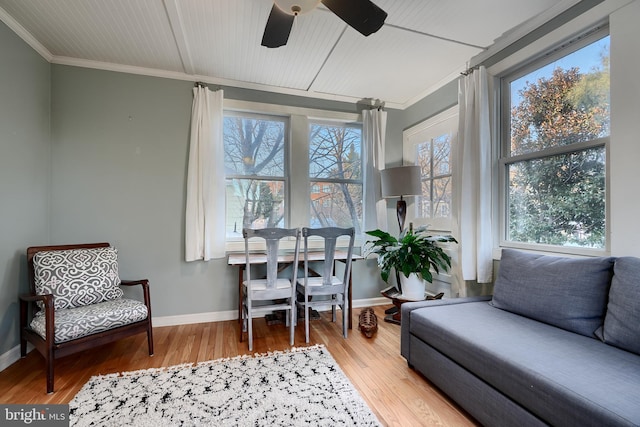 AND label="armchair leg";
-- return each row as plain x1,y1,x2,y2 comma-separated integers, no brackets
19,300,28,358
147,327,154,356
46,355,54,394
